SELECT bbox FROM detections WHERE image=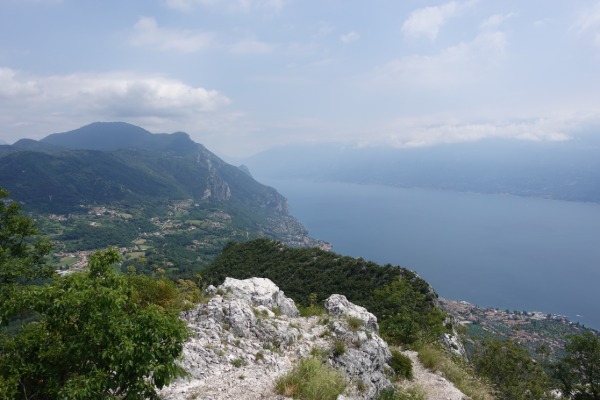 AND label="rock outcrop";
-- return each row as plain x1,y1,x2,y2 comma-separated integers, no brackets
160,277,393,400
